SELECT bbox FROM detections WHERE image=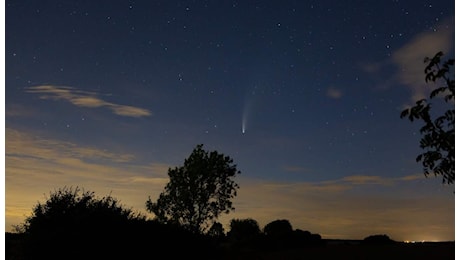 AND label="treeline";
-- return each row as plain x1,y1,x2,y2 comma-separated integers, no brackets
6,187,324,260
6,143,399,259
